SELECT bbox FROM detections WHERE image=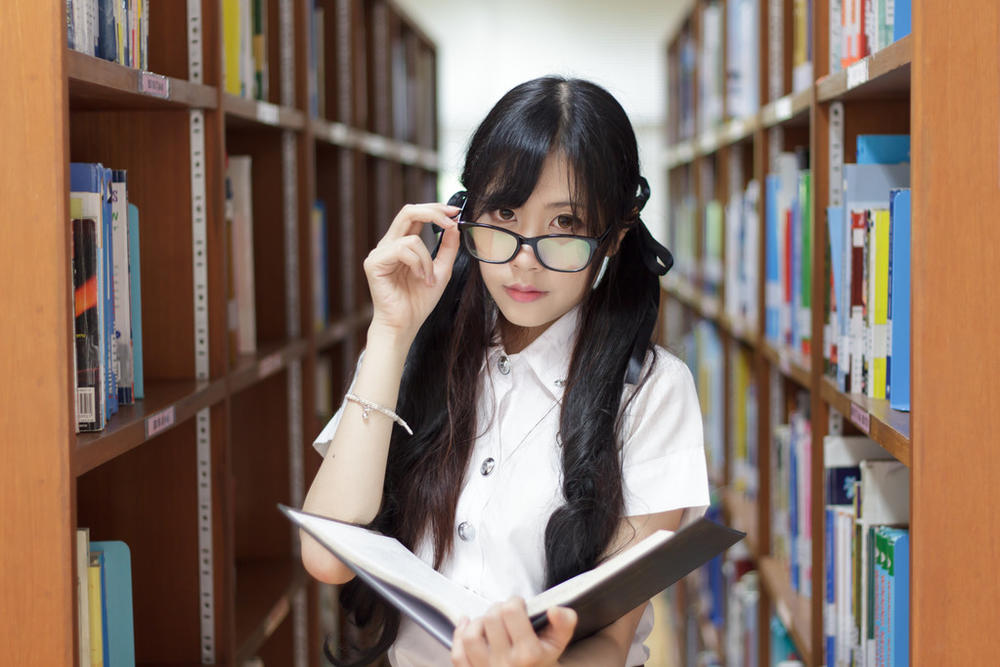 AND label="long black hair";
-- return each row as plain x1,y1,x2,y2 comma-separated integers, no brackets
327,76,662,665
